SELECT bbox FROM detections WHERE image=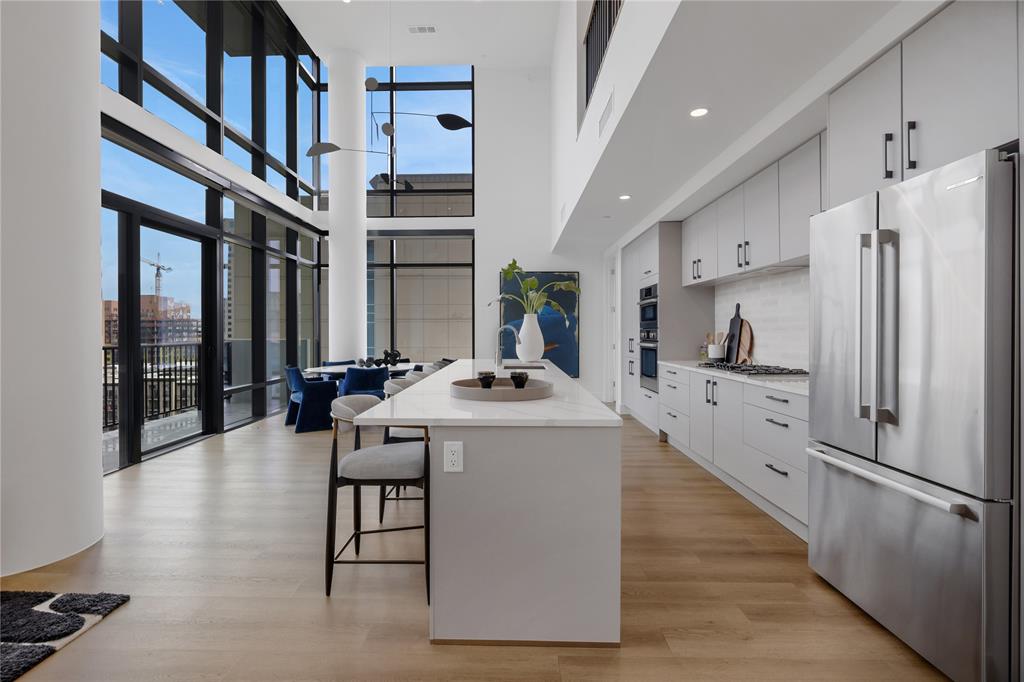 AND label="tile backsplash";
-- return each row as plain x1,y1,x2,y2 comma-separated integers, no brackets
713,268,809,369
